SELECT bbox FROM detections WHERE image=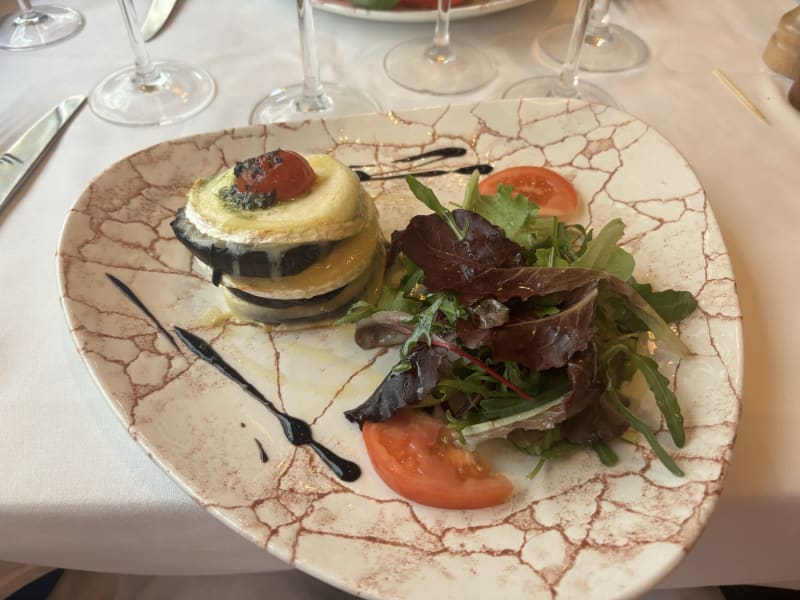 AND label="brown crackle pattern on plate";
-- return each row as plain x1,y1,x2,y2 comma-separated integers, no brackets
57,99,742,600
